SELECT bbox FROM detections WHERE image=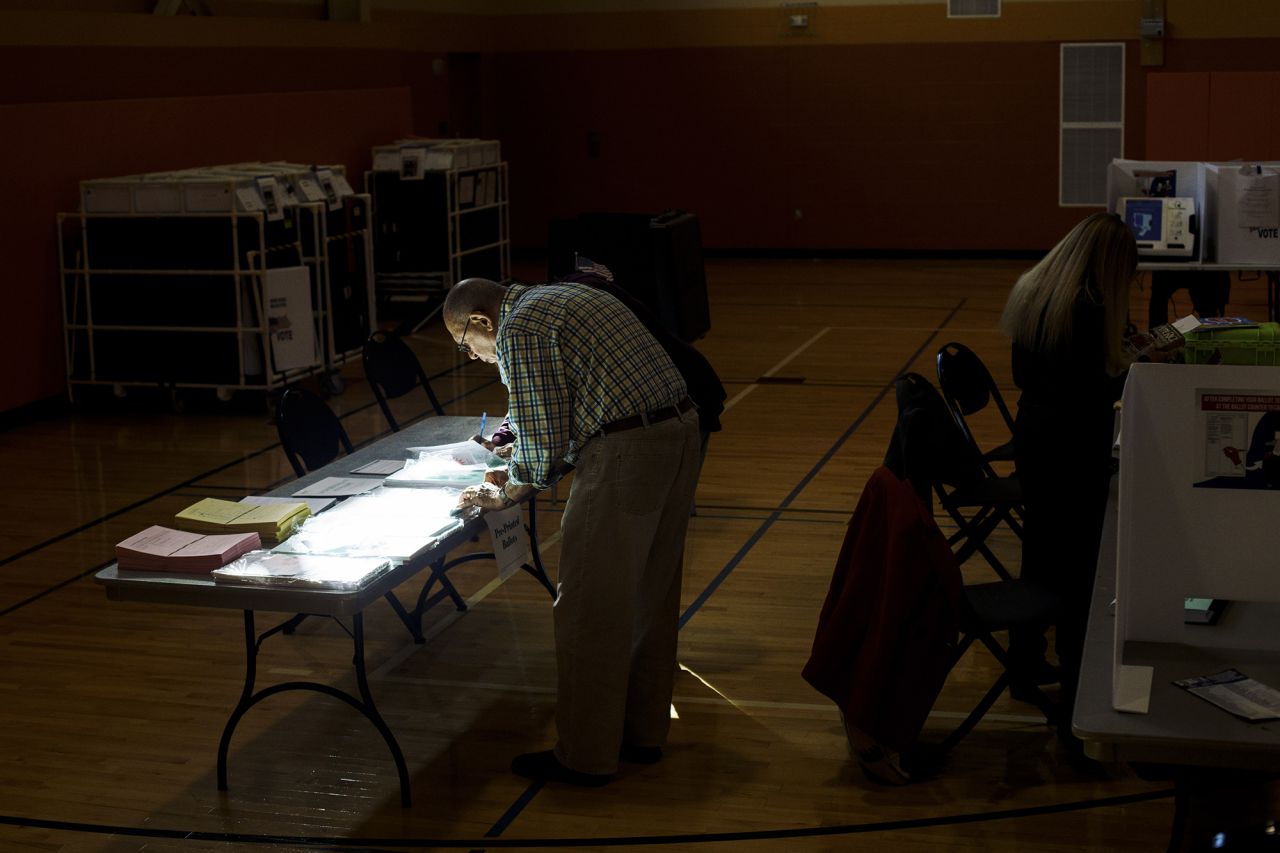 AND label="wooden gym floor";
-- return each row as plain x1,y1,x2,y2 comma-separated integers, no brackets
2,258,1265,852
